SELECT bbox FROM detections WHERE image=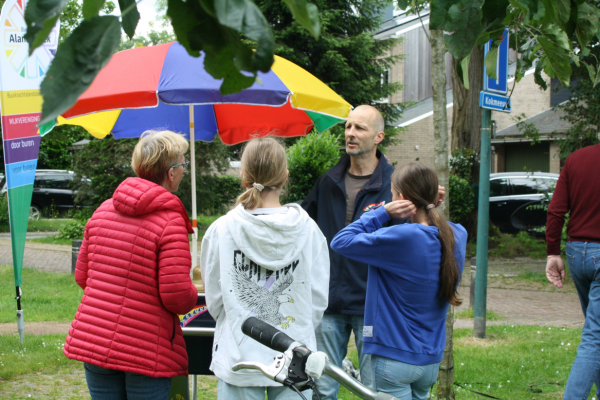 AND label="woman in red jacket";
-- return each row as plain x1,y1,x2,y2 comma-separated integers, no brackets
63,130,198,400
